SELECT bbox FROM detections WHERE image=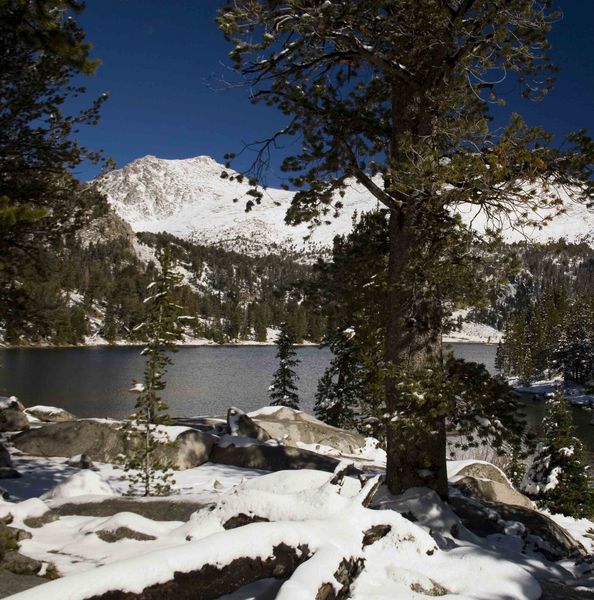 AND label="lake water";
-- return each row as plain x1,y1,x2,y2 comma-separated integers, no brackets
0,343,592,464
0,345,330,418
